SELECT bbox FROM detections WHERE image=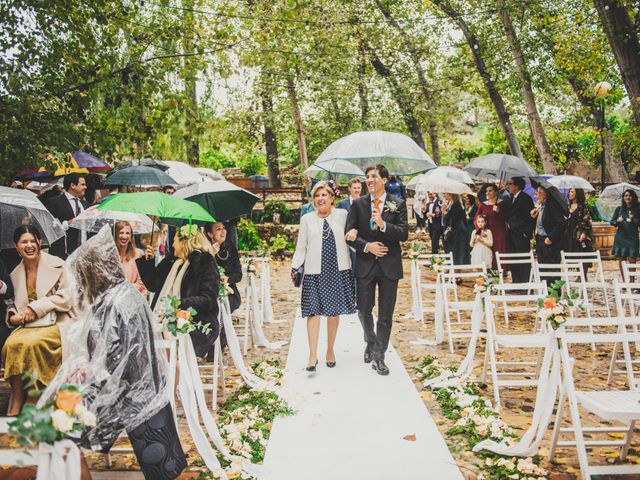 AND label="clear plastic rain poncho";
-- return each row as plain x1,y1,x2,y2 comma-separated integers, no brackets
38,226,169,452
